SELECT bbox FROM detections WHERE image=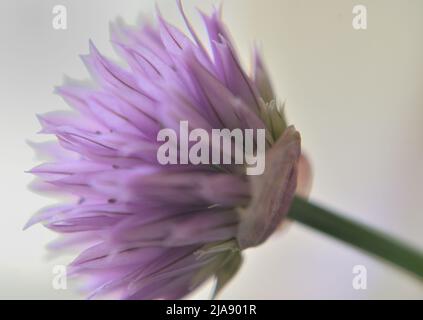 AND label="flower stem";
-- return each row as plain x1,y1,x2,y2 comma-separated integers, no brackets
288,196,423,279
